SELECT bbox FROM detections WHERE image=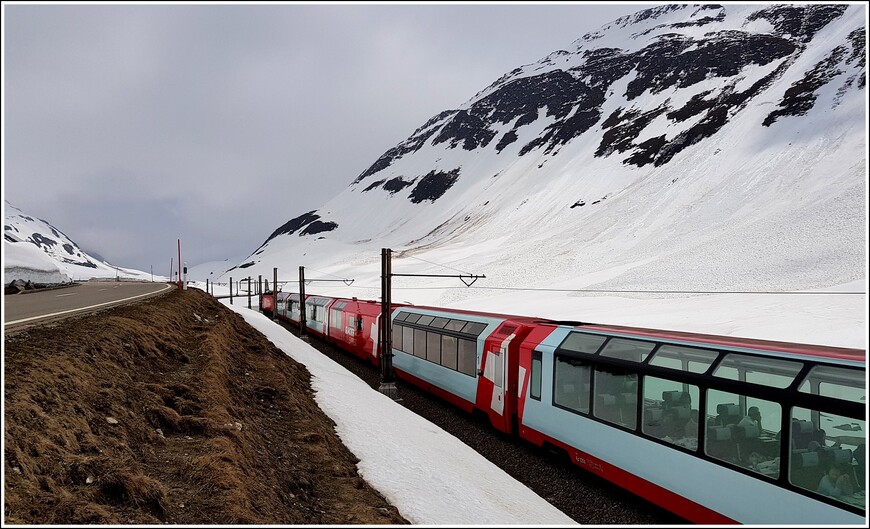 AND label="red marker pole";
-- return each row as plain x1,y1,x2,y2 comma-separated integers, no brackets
177,239,182,290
